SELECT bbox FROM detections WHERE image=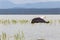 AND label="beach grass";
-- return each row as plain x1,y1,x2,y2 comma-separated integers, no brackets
2,32,7,40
